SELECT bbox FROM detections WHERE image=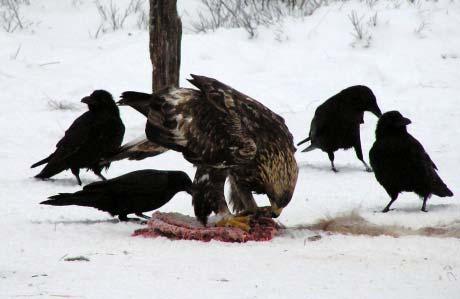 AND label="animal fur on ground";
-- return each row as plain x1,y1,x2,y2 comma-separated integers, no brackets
299,210,460,238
